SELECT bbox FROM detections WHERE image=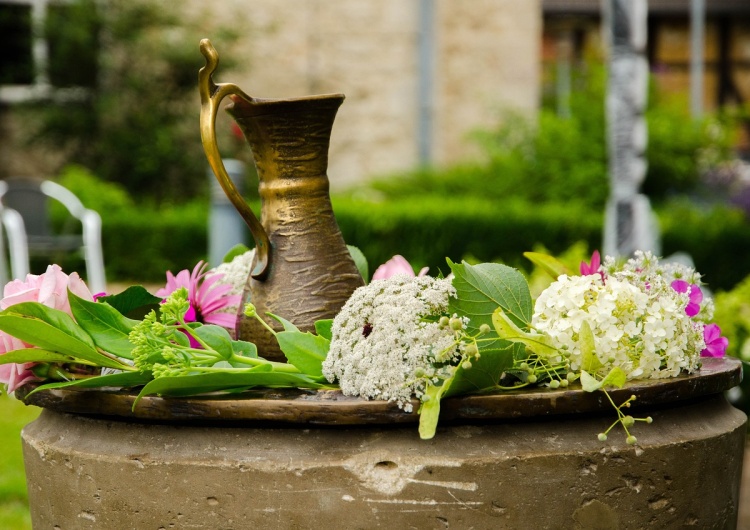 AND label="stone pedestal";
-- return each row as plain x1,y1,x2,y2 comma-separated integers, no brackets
22,393,746,529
